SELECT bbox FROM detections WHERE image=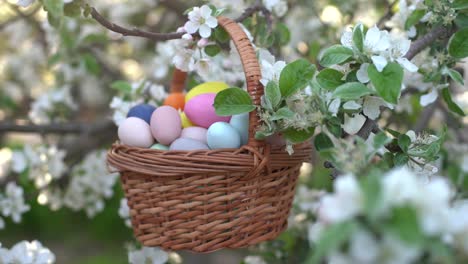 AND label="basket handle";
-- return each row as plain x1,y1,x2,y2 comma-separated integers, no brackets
169,16,264,148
